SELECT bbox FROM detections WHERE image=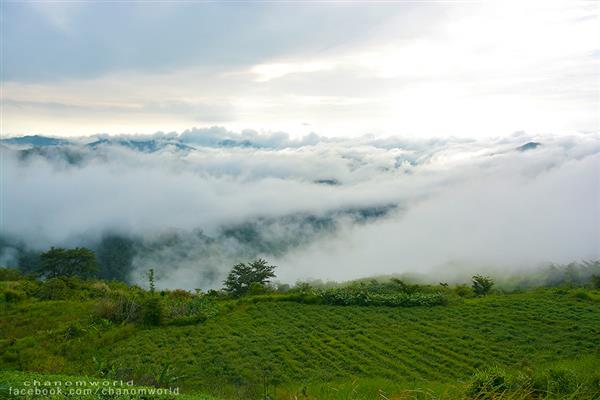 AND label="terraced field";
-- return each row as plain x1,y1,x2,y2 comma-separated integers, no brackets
95,290,600,397
2,288,599,399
